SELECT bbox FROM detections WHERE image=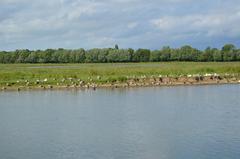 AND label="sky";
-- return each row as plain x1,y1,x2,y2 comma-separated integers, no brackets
0,0,240,51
